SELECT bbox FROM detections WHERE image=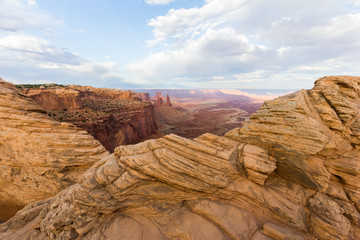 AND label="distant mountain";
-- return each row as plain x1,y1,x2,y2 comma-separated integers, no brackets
134,89,297,103
135,89,242,99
